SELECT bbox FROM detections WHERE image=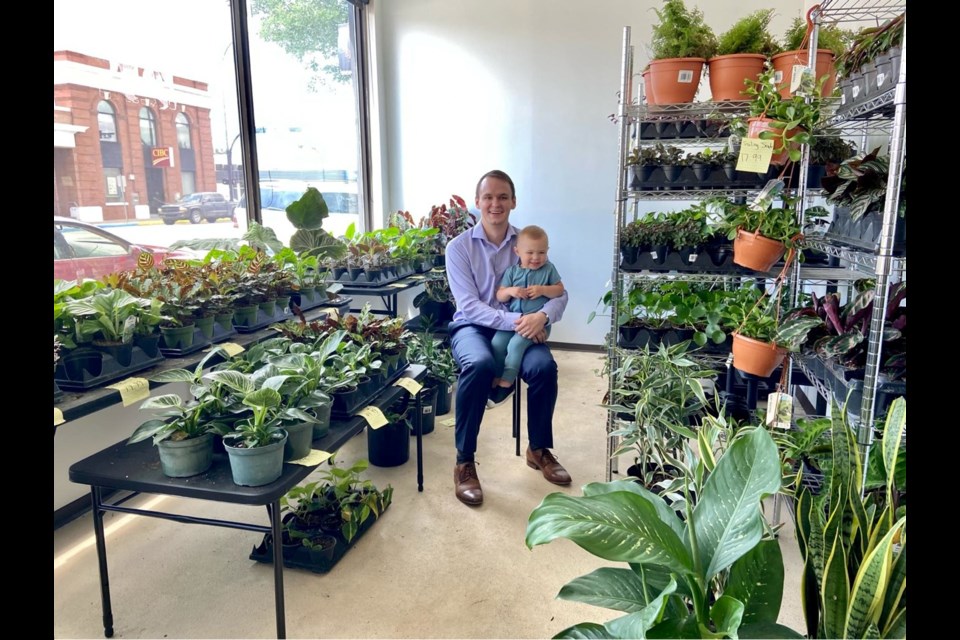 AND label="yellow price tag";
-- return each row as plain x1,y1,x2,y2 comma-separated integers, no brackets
358,406,389,429
106,377,151,407
409,275,427,281
736,138,774,174
439,416,457,427
388,282,408,289
54,407,66,426
218,342,245,357
287,449,334,466
394,377,424,395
